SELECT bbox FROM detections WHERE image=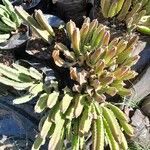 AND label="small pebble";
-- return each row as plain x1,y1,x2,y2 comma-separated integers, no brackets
111,24,116,28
